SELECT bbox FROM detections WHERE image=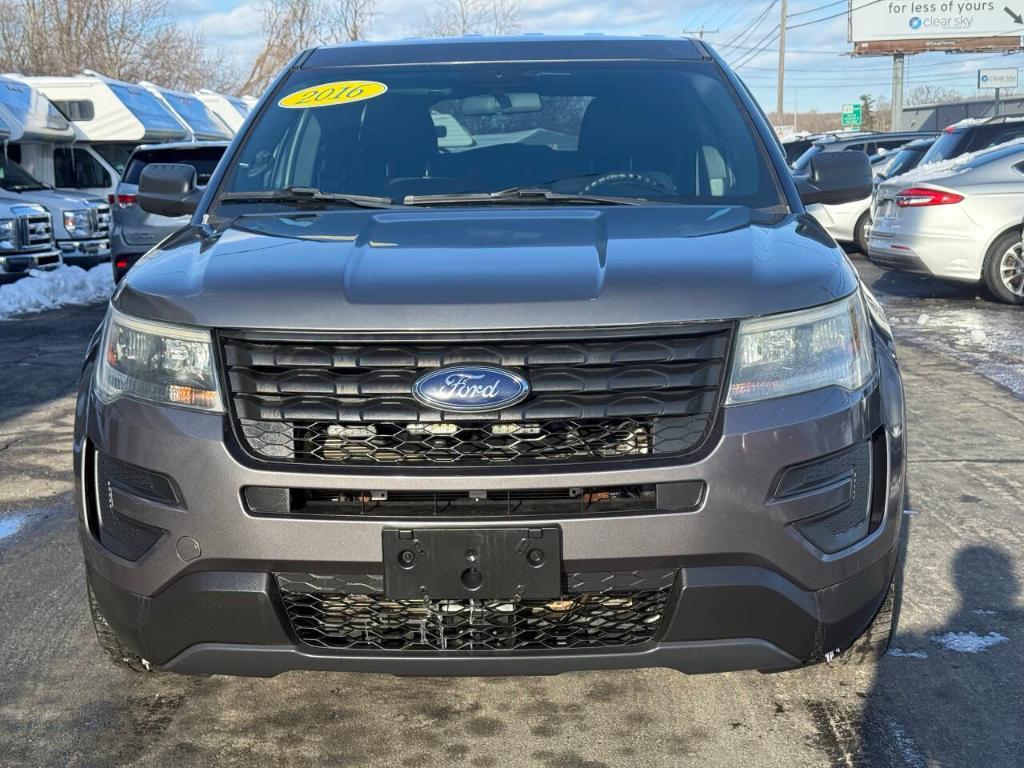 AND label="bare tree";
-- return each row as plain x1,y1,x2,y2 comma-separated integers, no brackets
416,0,521,37
906,84,965,106
323,0,376,43
0,0,239,92
240,0,377,96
